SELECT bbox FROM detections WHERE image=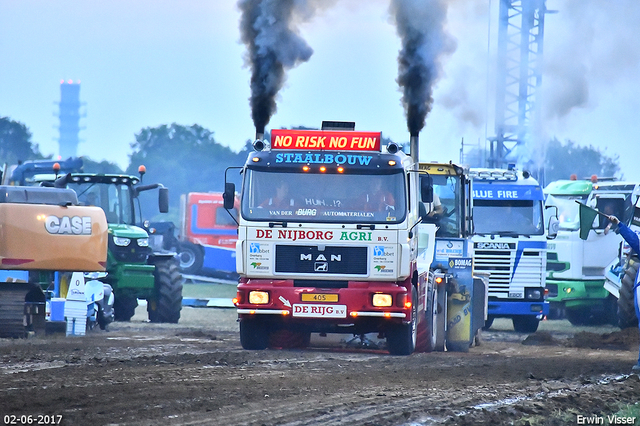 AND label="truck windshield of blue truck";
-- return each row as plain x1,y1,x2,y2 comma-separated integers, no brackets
241,170,407,224
473,184,545,236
